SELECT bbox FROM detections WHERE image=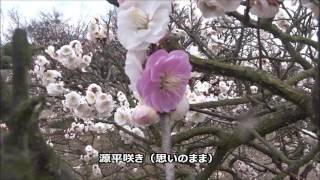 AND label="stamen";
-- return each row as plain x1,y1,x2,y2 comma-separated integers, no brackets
160,74,181,90
131,7,150,30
